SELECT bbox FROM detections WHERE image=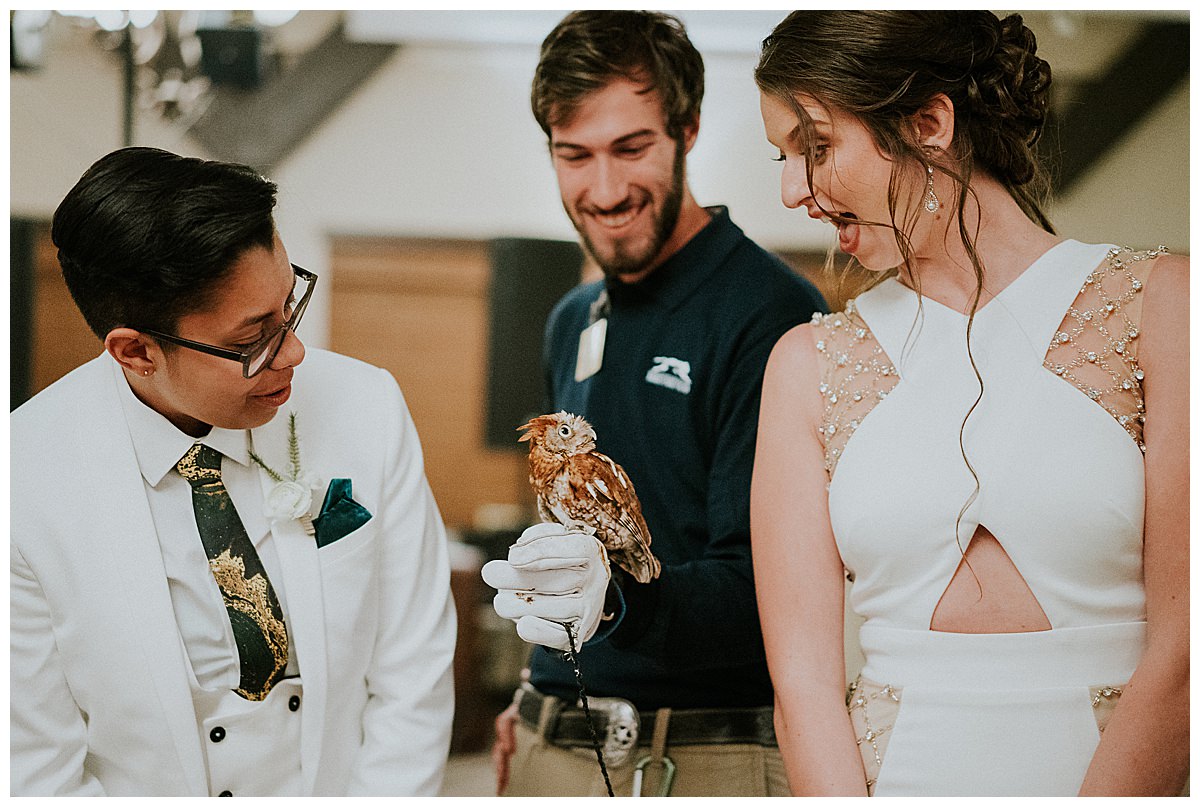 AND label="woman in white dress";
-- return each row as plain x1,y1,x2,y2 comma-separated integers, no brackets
749,11,1188,796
